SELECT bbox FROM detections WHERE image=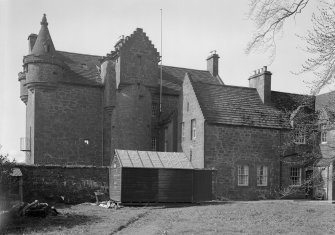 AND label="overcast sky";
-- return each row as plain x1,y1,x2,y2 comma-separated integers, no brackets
0,0,325,162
